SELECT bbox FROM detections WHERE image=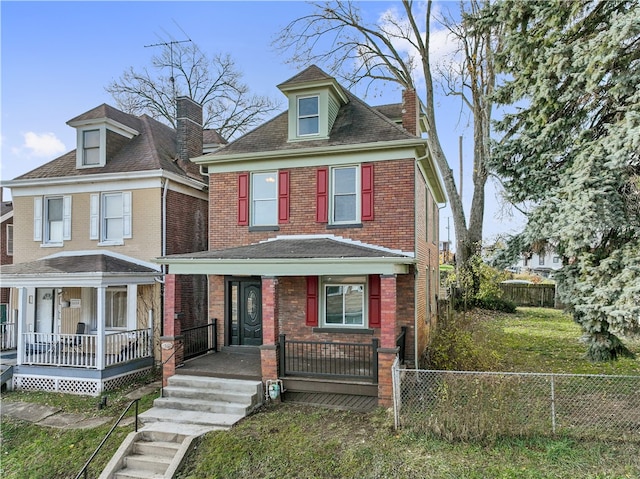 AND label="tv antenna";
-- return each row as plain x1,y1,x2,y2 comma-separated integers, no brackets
144,38,192,115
